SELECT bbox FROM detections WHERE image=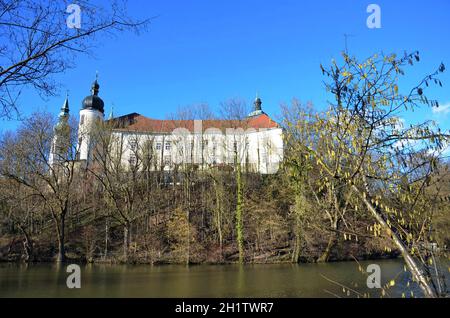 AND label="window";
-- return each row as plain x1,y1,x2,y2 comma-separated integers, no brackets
129,154,136,166
129,139,137,151
165,142,171,151
80,115,85,125
156,142,162,150
164,155,171,165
